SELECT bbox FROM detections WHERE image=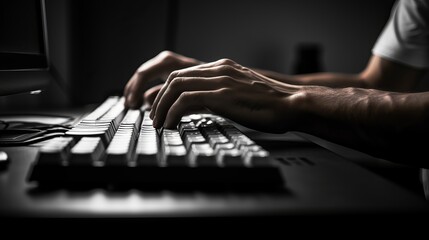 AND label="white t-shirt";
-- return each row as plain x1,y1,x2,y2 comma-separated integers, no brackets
372,0,429,69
